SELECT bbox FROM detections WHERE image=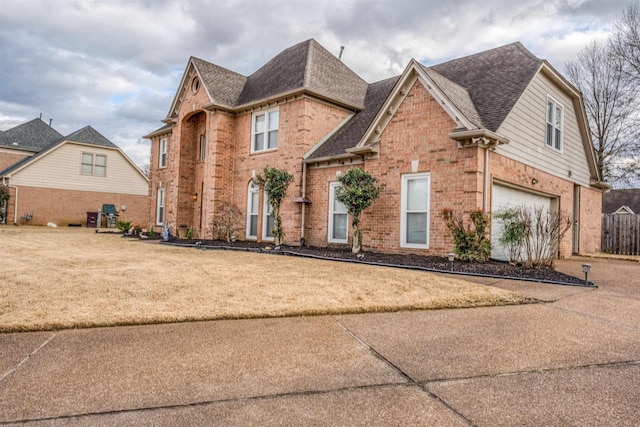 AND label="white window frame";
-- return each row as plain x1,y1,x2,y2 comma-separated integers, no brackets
251,107,279,153
262,191,275,241
246,182,259,239
546,96,564,152
199,134,206,161
400,172,430,248
156,187,165,225
159,138,167,168
81,153,107,177
328,182,348,243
